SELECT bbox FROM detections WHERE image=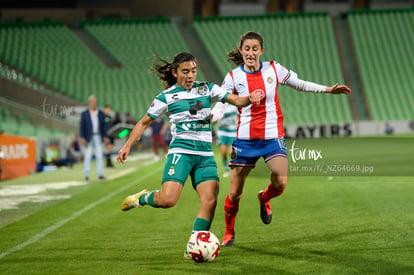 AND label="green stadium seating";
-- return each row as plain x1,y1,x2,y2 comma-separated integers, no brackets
0,19,207,120
1,118,19,135
82,19,206,117
194,13,353,125
348,9,414,120
17,120,37,137
0,21,104,99
0,106,66,137
2,11,412,127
